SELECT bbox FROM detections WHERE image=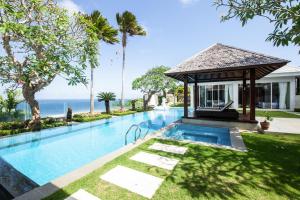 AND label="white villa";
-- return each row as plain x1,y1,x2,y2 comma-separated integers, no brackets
190,65,300,111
